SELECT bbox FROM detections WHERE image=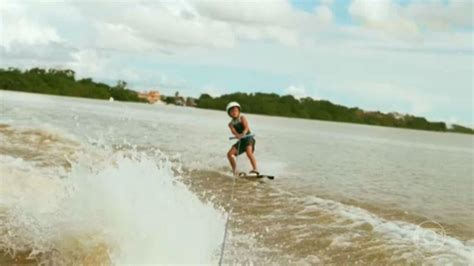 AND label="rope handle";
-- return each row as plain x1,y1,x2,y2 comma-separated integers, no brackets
228,134,255,140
